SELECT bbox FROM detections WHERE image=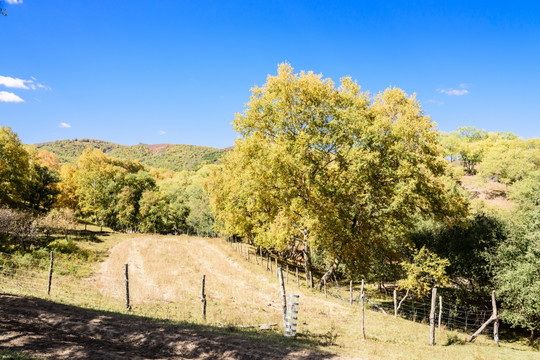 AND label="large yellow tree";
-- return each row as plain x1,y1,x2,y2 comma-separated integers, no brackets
209,64,467,285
